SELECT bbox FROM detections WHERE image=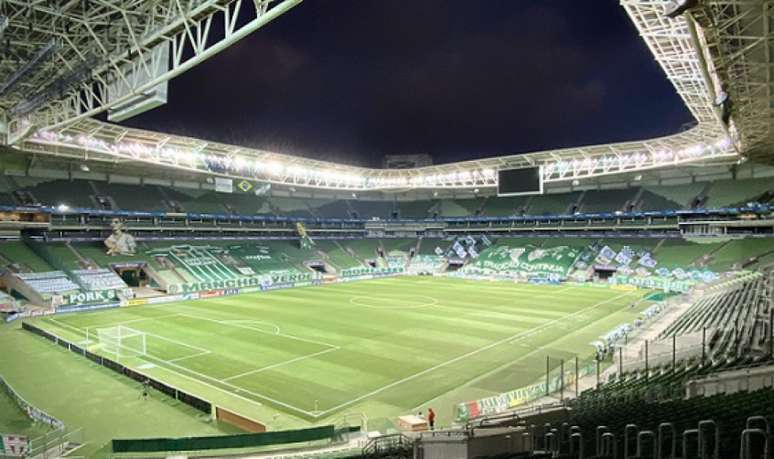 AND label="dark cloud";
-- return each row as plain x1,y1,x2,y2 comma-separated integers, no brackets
121,0,693,167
